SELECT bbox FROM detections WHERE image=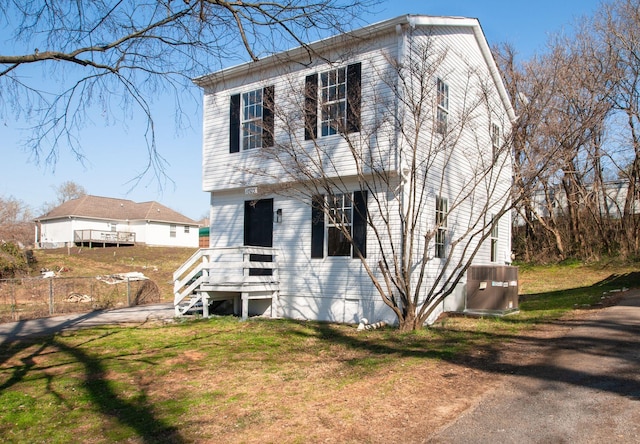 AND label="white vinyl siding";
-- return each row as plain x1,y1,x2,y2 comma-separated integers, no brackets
199,19,514,325
201,30,398,193
38,217,198,248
